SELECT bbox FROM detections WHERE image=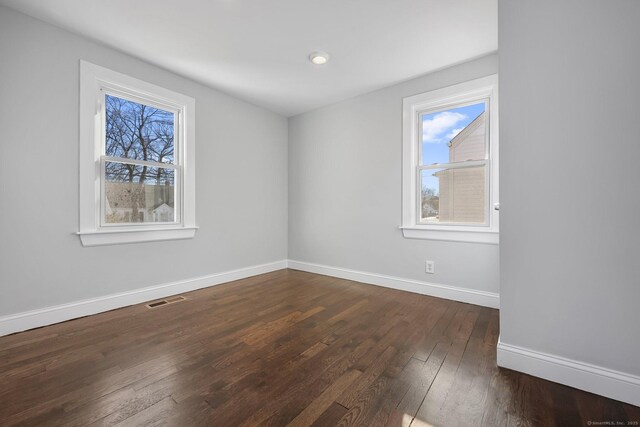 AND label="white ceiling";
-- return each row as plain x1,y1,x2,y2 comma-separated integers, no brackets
0,0,497,117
